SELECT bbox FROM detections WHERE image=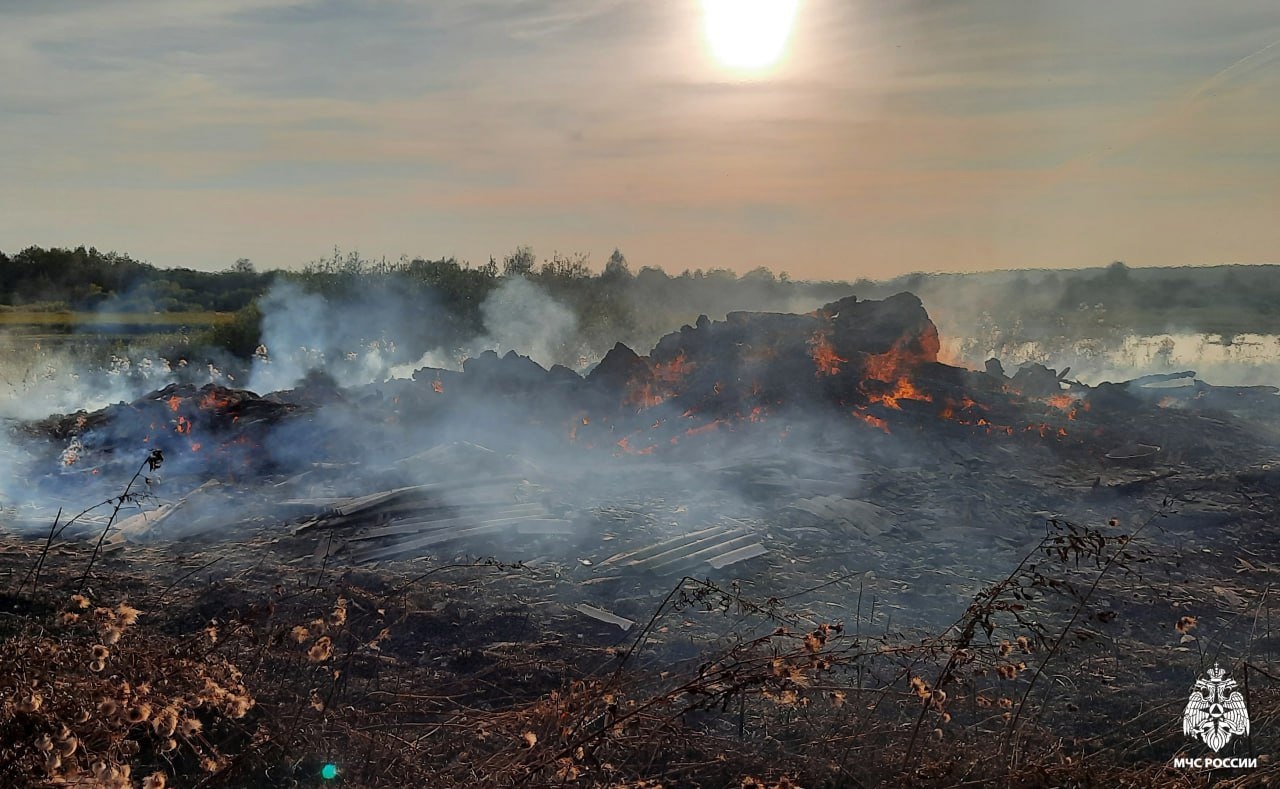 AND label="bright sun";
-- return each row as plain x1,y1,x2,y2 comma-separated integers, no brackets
700,0,800,72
